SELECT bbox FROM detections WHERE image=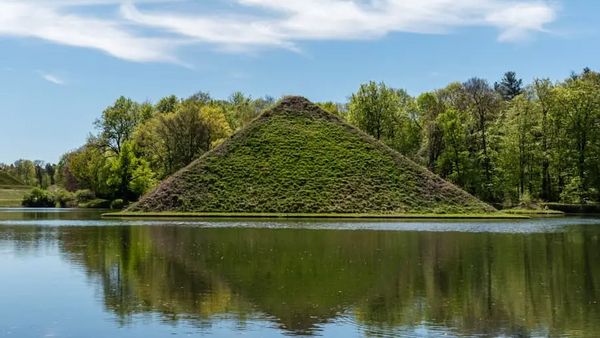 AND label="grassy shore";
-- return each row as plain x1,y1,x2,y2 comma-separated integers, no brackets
103,212,529,220
502,209,565,216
